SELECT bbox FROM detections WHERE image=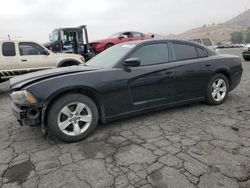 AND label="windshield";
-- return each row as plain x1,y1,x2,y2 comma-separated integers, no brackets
86,43,136,68
50,30,59,42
